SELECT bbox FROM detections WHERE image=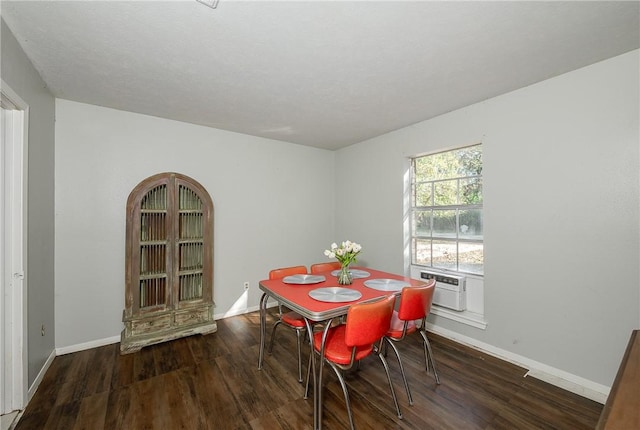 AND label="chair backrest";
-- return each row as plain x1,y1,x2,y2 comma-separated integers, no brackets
310,262,341,274
396,279,436,322
269,265,308,280
345,294,396,347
